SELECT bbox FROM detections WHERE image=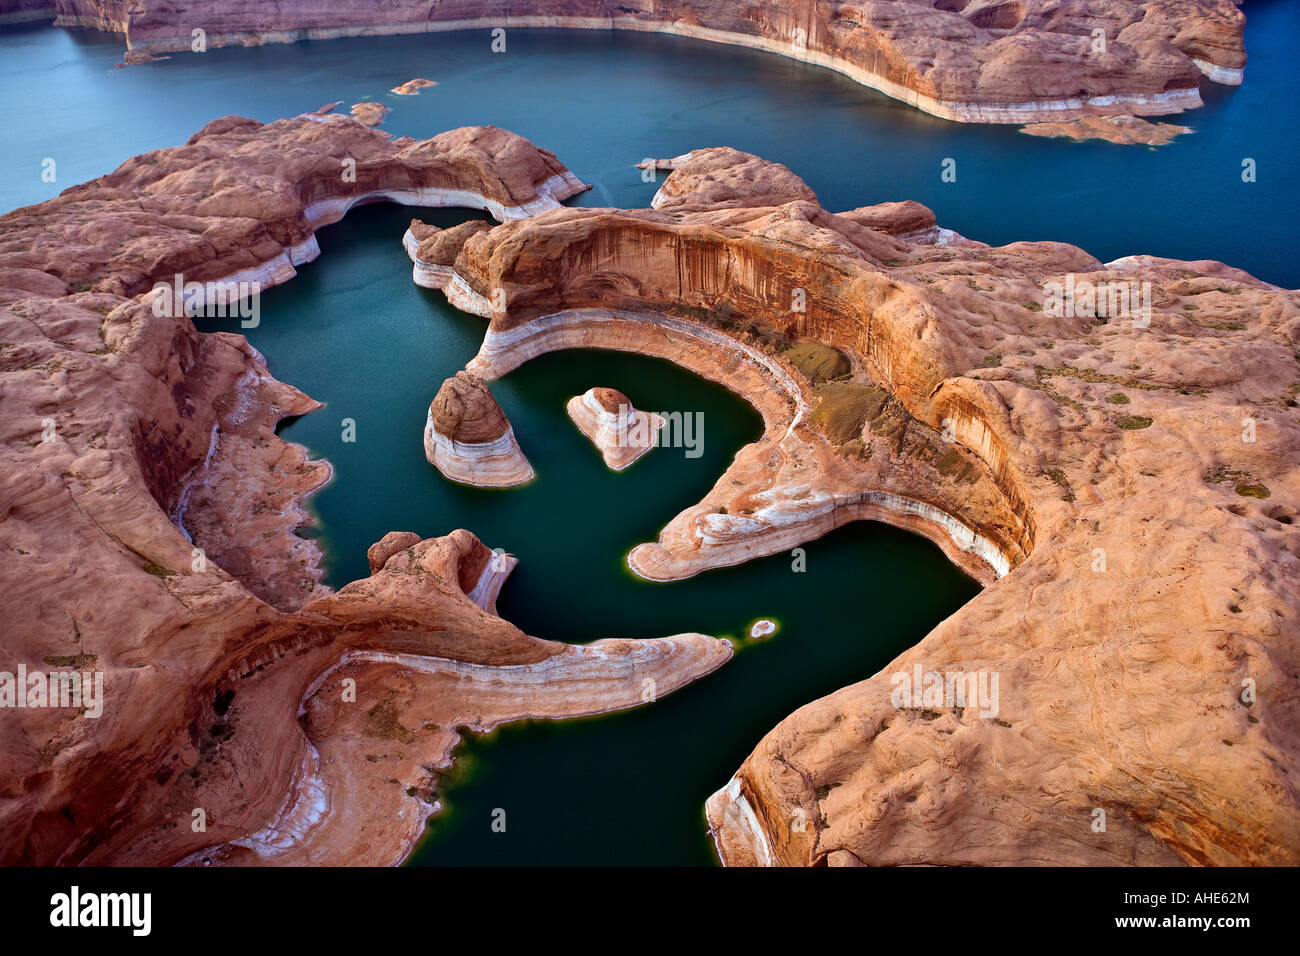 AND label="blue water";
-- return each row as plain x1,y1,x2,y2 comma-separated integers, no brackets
1,4,1294,865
